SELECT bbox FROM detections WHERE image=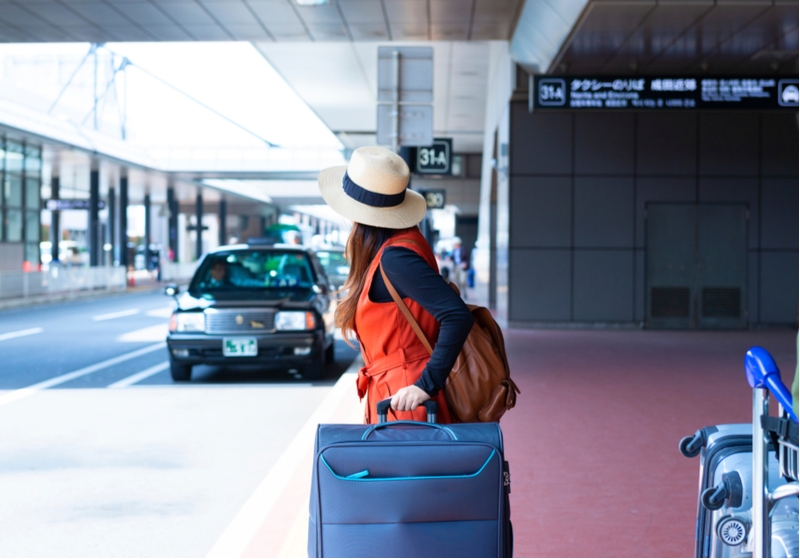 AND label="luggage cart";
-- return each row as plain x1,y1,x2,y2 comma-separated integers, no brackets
679,347,798,558
744,348,798,558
